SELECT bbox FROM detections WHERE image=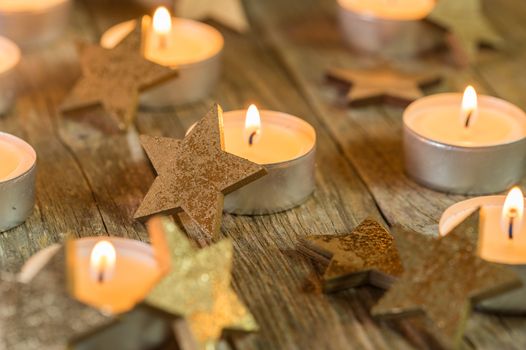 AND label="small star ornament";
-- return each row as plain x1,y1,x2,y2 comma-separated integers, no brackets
298,218,403,292
61,30,178,131
372,210,521,349
144,216,257,348
327,66,440,106
427,0,503,64
3,246,114,350
134,104,267,238
176,0,249,33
